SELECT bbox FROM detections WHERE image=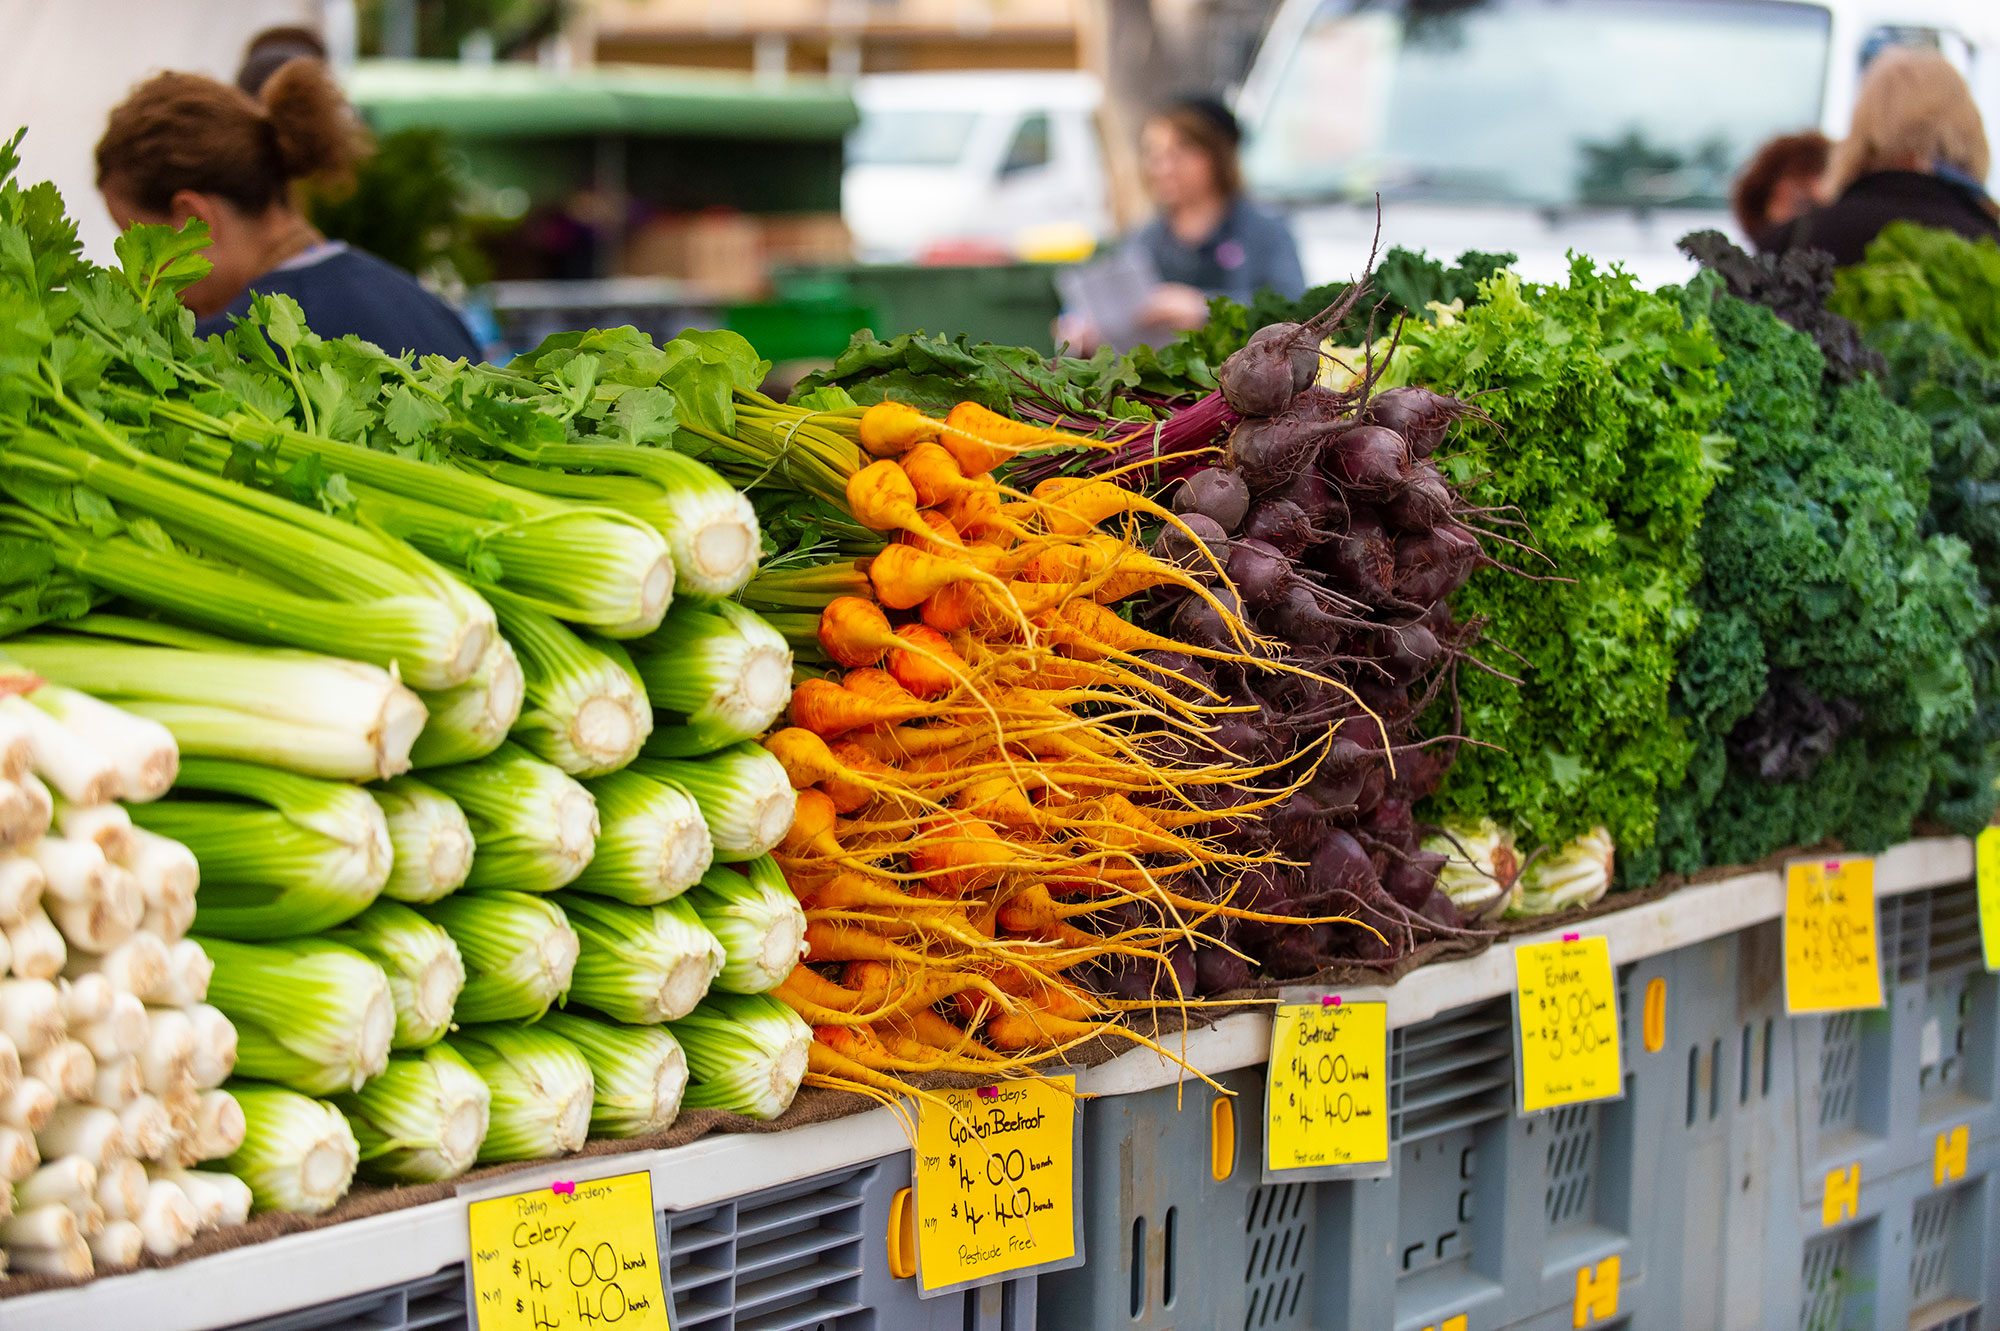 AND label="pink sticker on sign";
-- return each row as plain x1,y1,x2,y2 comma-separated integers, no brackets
551,1181,575,1196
